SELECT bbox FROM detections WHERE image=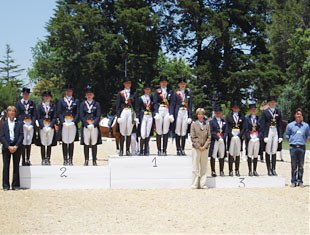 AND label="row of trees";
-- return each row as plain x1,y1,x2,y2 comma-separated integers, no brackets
3,0,310,121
